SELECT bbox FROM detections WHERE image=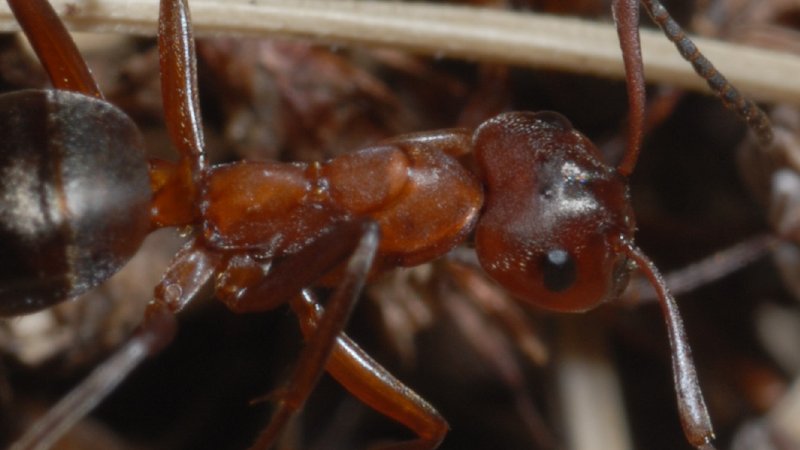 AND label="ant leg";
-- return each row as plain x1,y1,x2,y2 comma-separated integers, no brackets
9,309,174,450
638,0,773,146
7,0,102,98
618,240,716,450
150,0,208,227
291,290,448,450
158,0,207,179
217,220,379,314
611,0,646,177
9,239,223,450
228,221,379,449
